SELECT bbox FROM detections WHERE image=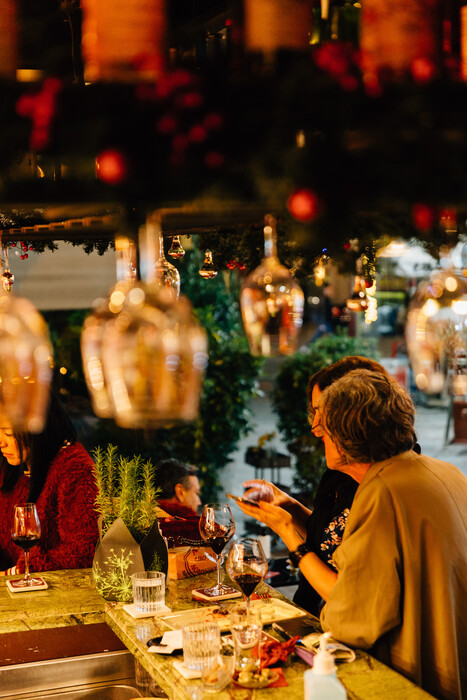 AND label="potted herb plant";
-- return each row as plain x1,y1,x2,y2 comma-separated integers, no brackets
92,444,168,602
